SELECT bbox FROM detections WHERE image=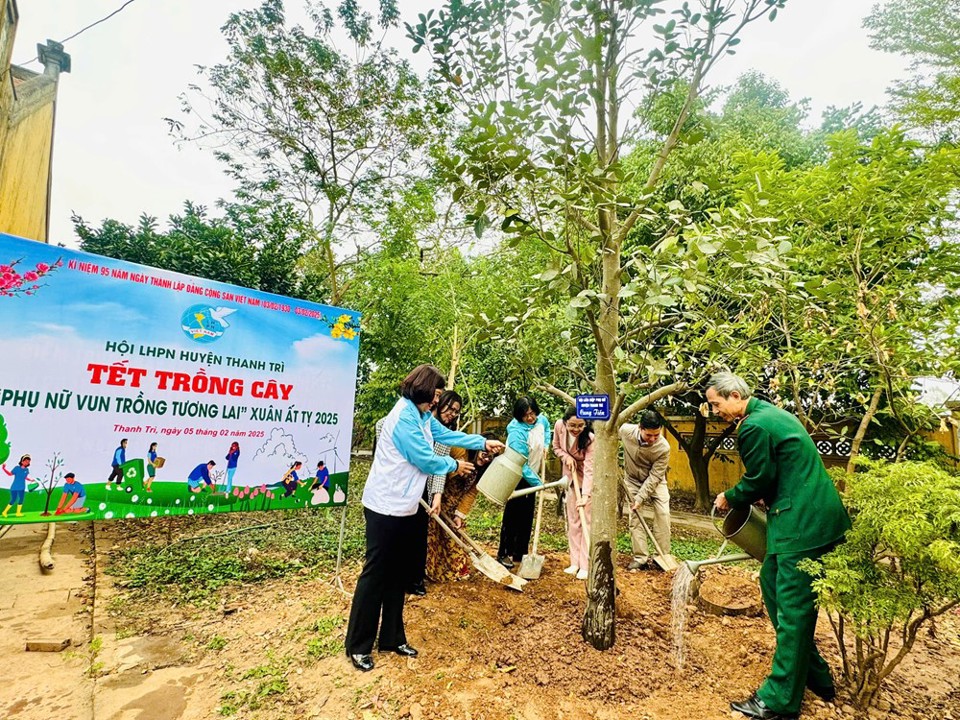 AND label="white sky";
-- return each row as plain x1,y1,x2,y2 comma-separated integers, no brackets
13,0,908,246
